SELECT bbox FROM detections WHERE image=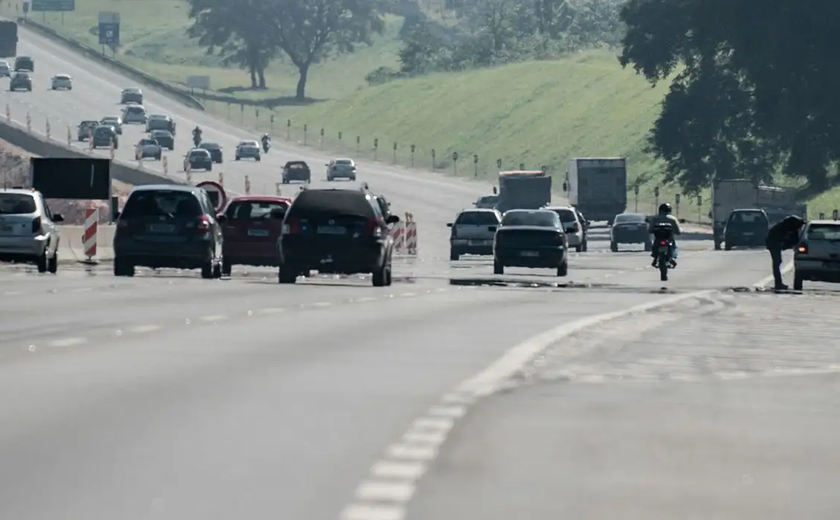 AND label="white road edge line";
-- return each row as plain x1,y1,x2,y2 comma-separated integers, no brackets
339,289,713,520
47,337,87,348
753,259,793,289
